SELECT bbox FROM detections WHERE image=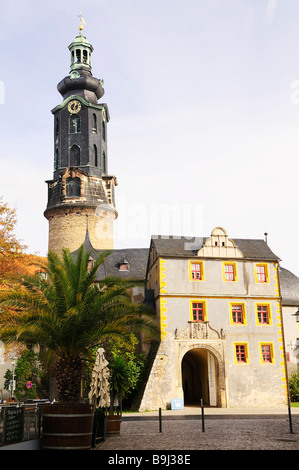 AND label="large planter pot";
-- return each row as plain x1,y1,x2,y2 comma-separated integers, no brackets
41,404,95,450
106,414,122,435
